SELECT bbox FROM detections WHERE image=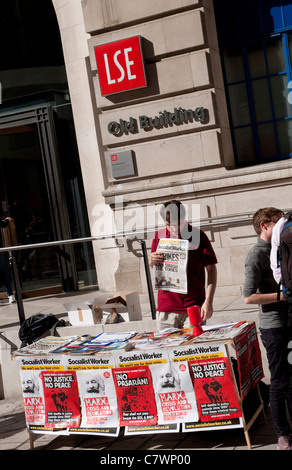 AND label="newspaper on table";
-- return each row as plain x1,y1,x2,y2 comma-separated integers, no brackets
13,336,78,356
154,238,189,294
191,322,250,342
